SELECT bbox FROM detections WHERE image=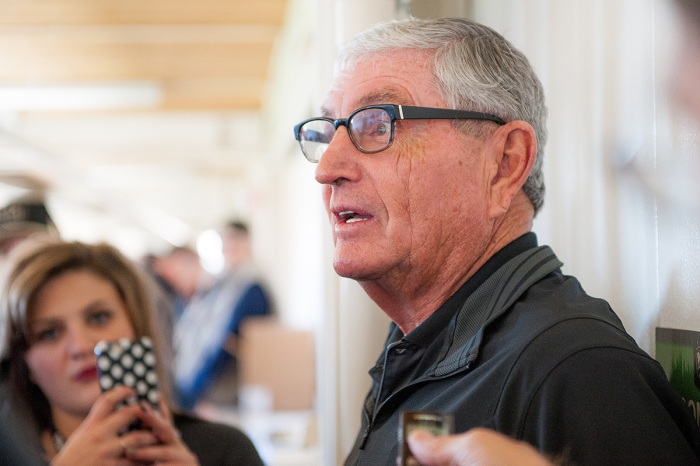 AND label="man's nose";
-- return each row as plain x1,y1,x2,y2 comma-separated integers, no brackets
314,126,360,185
